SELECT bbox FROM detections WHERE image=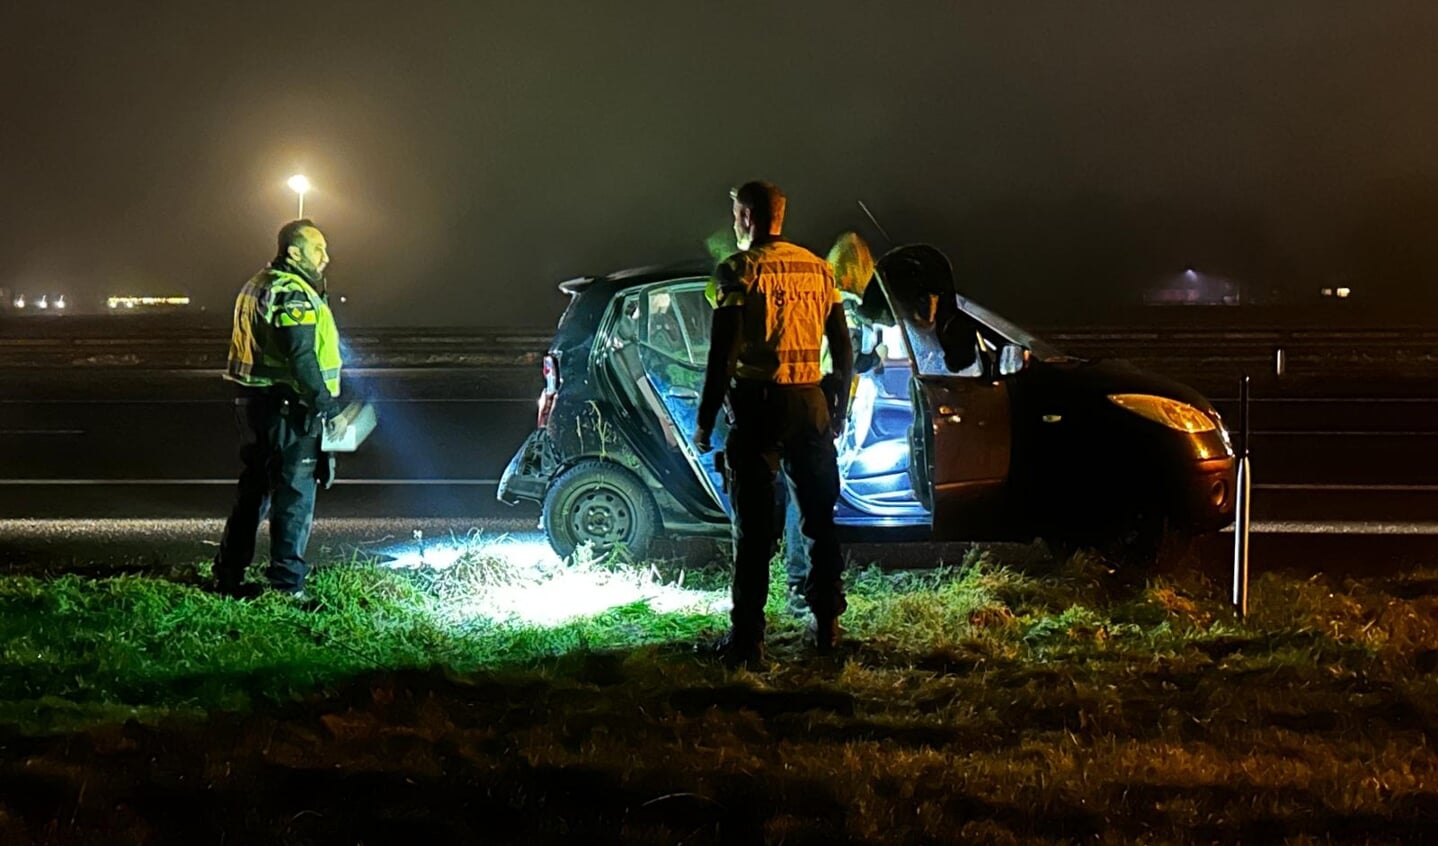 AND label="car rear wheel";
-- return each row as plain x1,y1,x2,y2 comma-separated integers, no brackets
542,460,658,560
